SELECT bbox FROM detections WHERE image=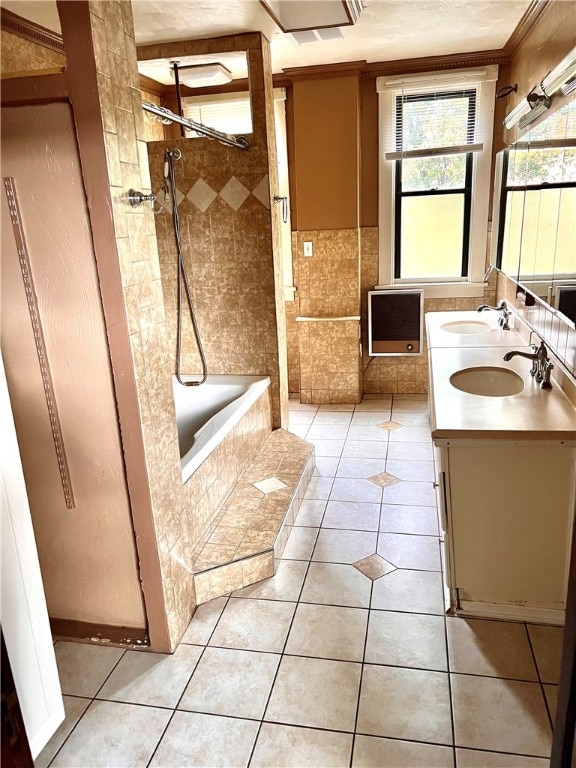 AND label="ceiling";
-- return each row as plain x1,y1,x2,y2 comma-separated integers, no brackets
2,0,532,81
